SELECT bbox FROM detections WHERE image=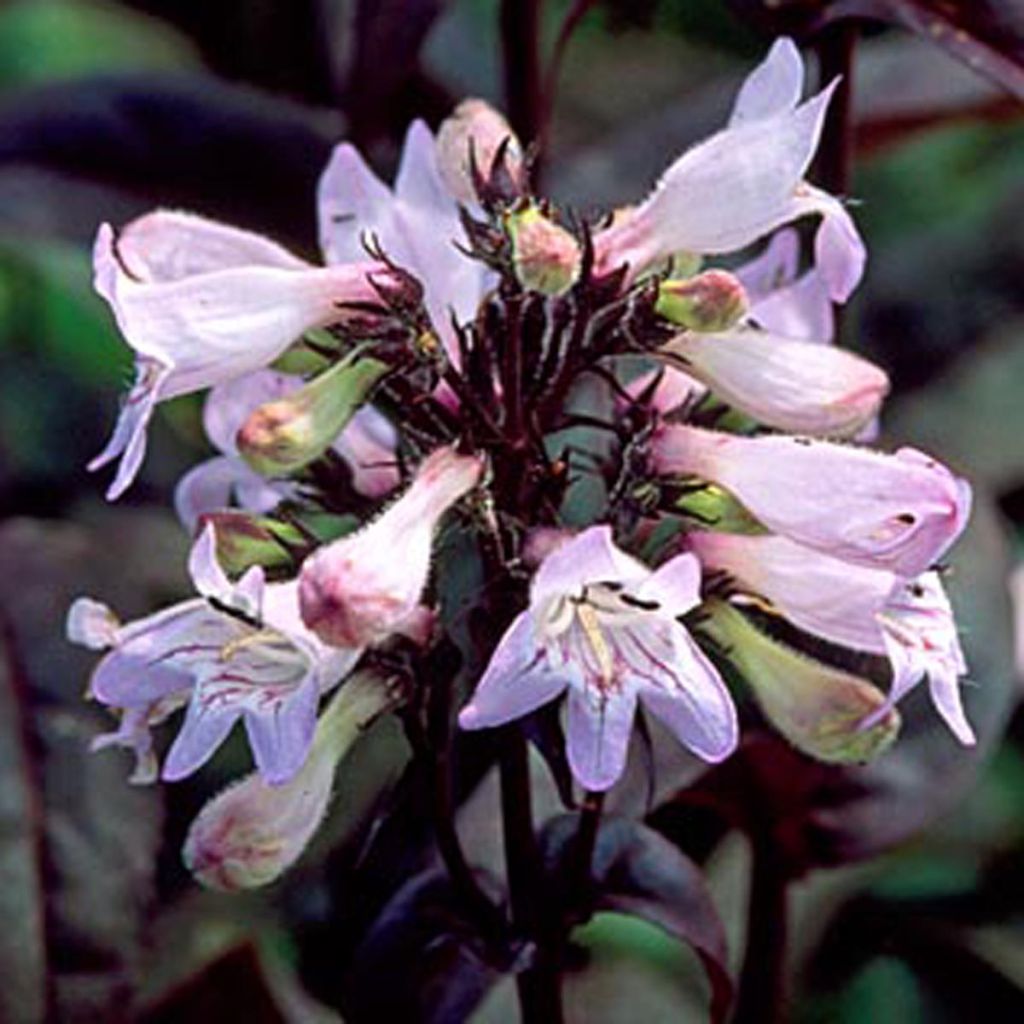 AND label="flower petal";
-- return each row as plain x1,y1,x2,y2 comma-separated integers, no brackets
663,328,888,436
67,597,120,650
734,228,799,300
688,532,894,654
244,674,321,784
532,525,647,605
566,686,637,792
637,630,738,763
748,269,834,343
317,142,398,266
928,669,976,746
458,612,568,729
635,552,702,618
162,695,238,781
729,37,804,126
174,456,244,531
188,523,233,600
784,184,866,302
595,81,836,271
114,210,308,281
87,358,168,500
